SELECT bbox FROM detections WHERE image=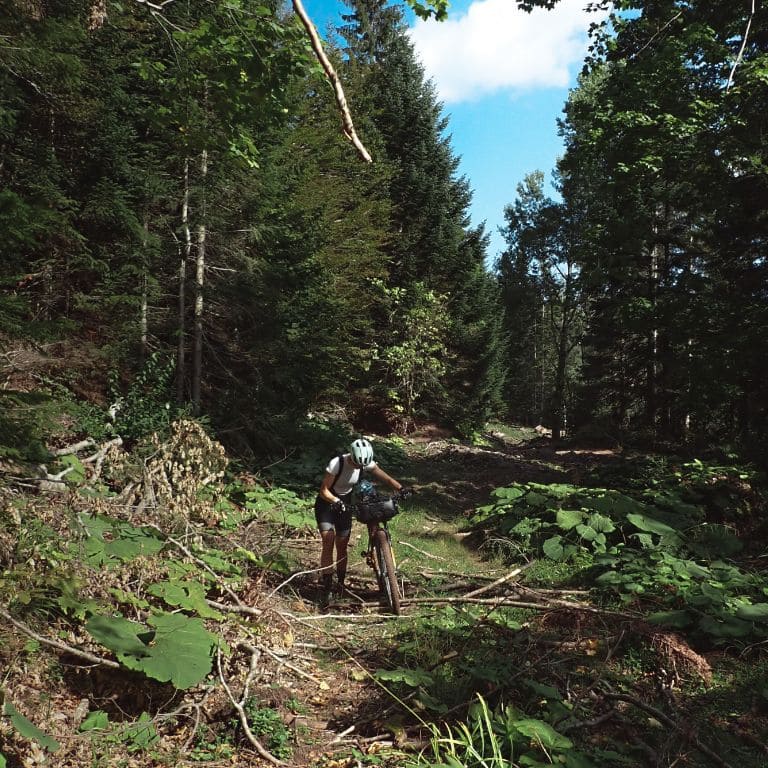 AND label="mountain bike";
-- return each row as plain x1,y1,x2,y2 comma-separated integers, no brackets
351,489,411,615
